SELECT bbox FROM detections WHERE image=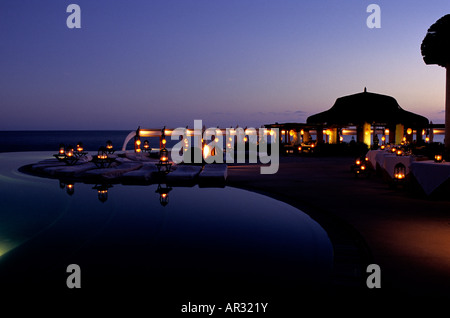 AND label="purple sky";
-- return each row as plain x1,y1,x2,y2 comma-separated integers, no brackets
1,0,450,130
